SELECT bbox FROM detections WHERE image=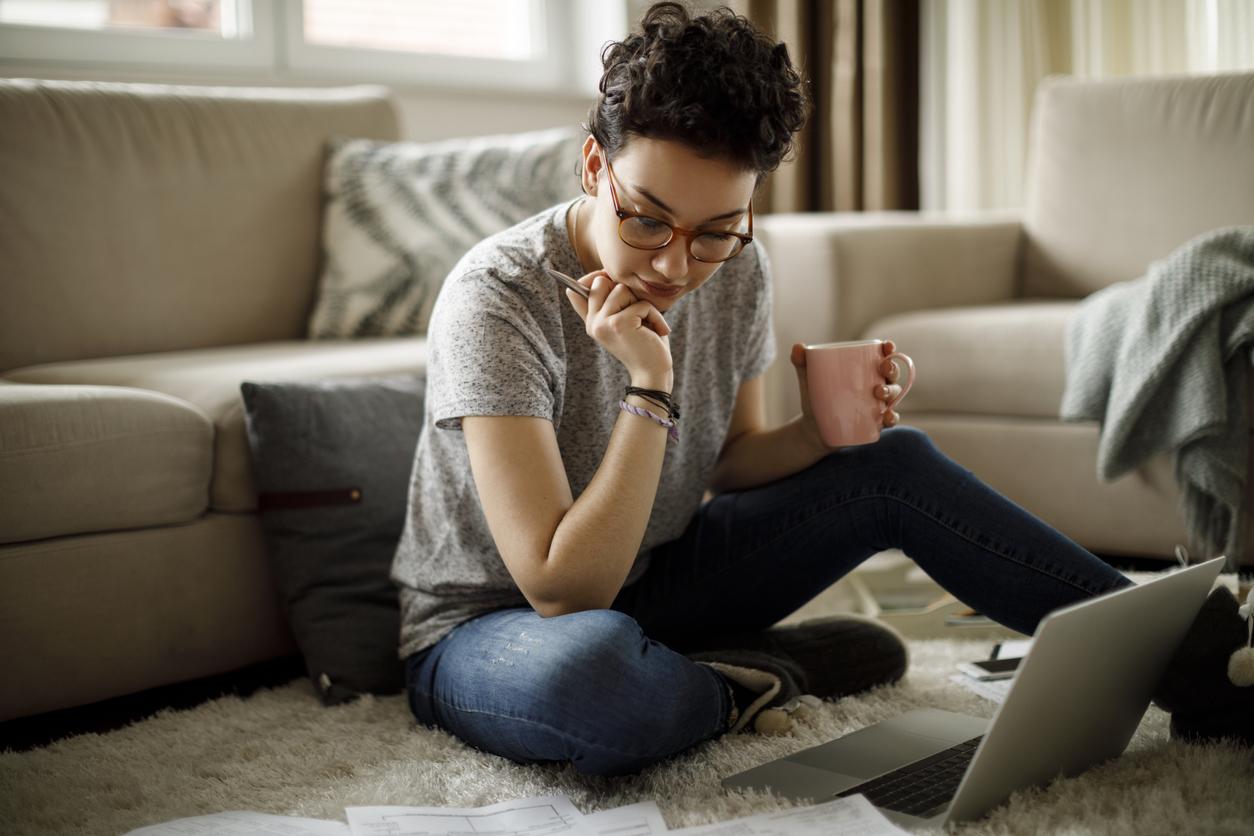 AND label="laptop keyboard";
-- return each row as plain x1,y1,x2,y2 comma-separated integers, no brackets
836,735,984,817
